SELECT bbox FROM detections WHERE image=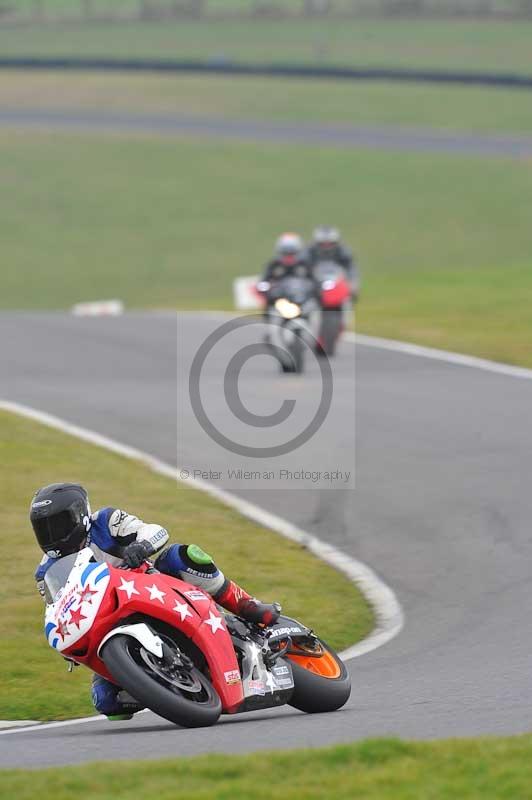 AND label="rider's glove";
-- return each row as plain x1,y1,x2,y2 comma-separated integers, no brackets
123,540,156,568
